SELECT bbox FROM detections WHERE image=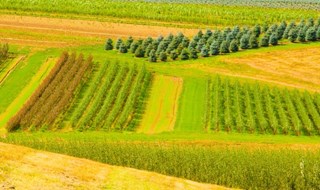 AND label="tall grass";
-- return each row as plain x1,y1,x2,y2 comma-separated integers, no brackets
2,133,320,189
